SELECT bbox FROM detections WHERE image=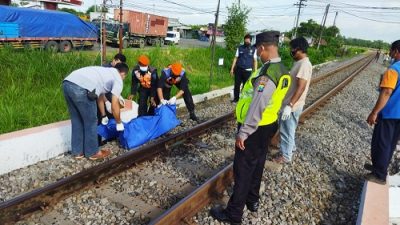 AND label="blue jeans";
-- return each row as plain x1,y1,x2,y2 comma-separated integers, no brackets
63,81,98,157
279,107,303,161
